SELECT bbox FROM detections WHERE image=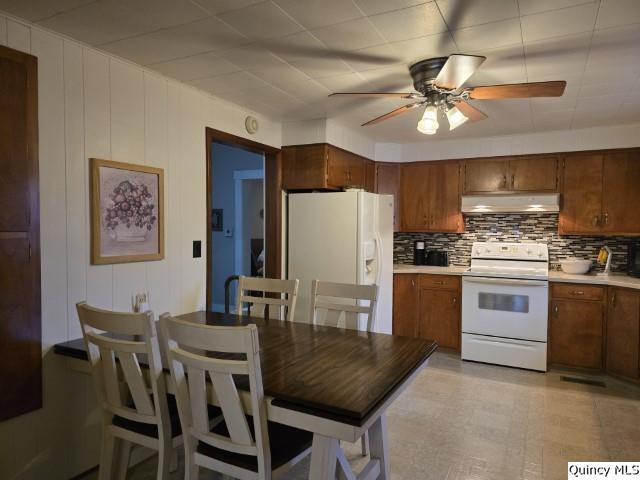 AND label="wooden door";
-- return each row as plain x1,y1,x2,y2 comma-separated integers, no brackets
0,45,40,421
549,299,603,369
463,158,509,193
400,163,431,230
376,163,400,231
559,153,603,234
606,288,640,380
428,162,462,232
281,144,329,190
602,150,640,234
510,156,558,192
392,274,418,337
418,288,460,349
364,159,376,192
